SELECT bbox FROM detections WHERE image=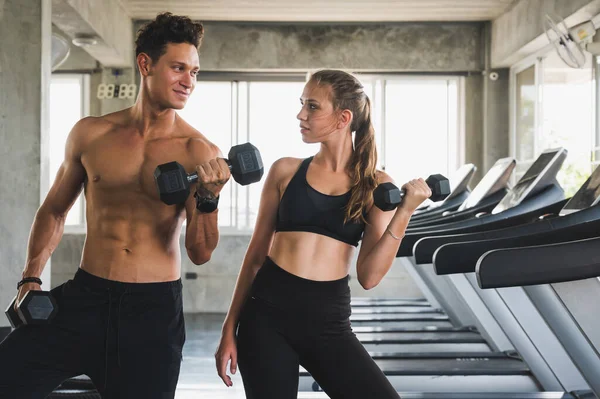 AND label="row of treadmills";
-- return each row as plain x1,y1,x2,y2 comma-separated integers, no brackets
298,147,600,399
